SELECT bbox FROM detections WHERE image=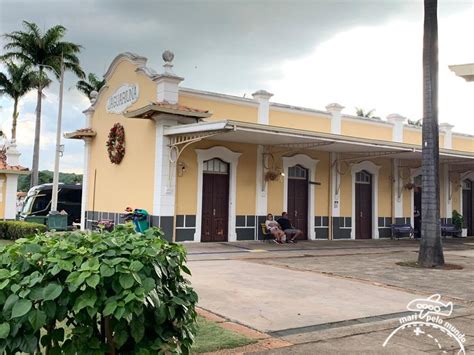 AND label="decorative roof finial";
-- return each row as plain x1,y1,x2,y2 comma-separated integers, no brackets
89,90,98,104
162,50,175,75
